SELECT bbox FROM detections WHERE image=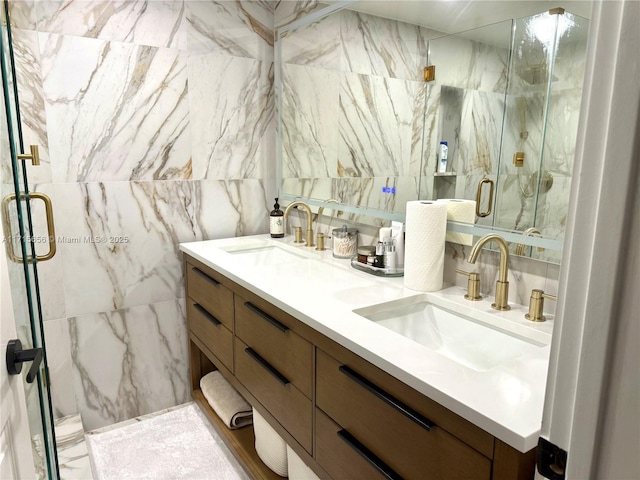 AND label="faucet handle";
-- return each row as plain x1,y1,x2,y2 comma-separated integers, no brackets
456,269,482,301
525,289,557,322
